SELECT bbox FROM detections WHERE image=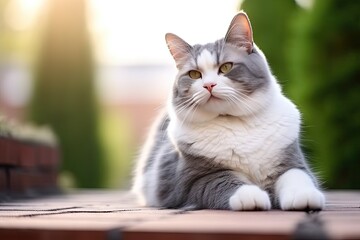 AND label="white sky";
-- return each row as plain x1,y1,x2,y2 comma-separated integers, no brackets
89,0,239,65
11,0,239,65
11,0,312,66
